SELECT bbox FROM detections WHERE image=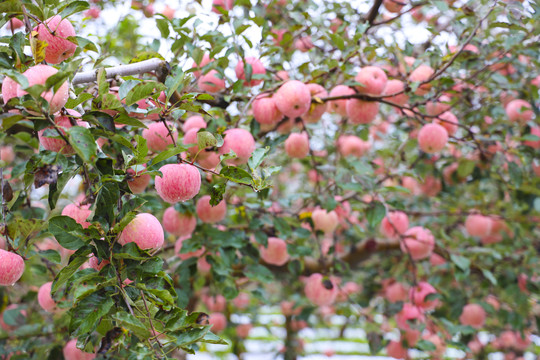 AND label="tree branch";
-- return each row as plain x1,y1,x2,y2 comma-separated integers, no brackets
366,0,384,25
72,58,166,85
